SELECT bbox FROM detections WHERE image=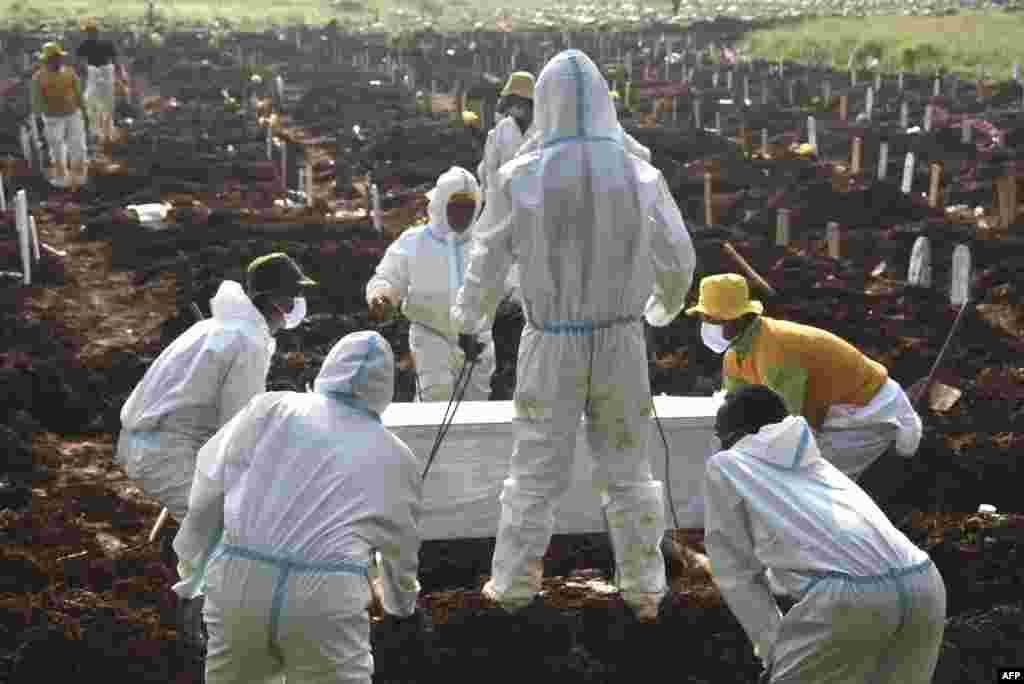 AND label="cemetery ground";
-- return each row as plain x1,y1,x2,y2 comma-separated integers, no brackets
2,16,1024,684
